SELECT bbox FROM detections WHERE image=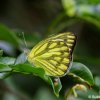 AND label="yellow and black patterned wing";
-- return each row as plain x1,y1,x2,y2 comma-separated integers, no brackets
27,32,76,77
50,32,76,54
